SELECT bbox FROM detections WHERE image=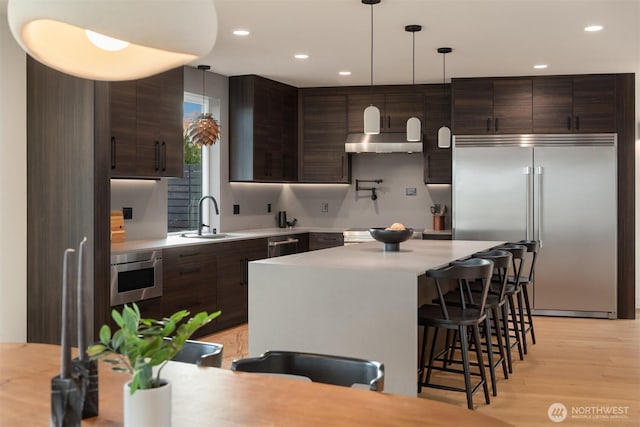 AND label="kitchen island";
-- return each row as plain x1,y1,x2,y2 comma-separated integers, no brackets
248,239,503,396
